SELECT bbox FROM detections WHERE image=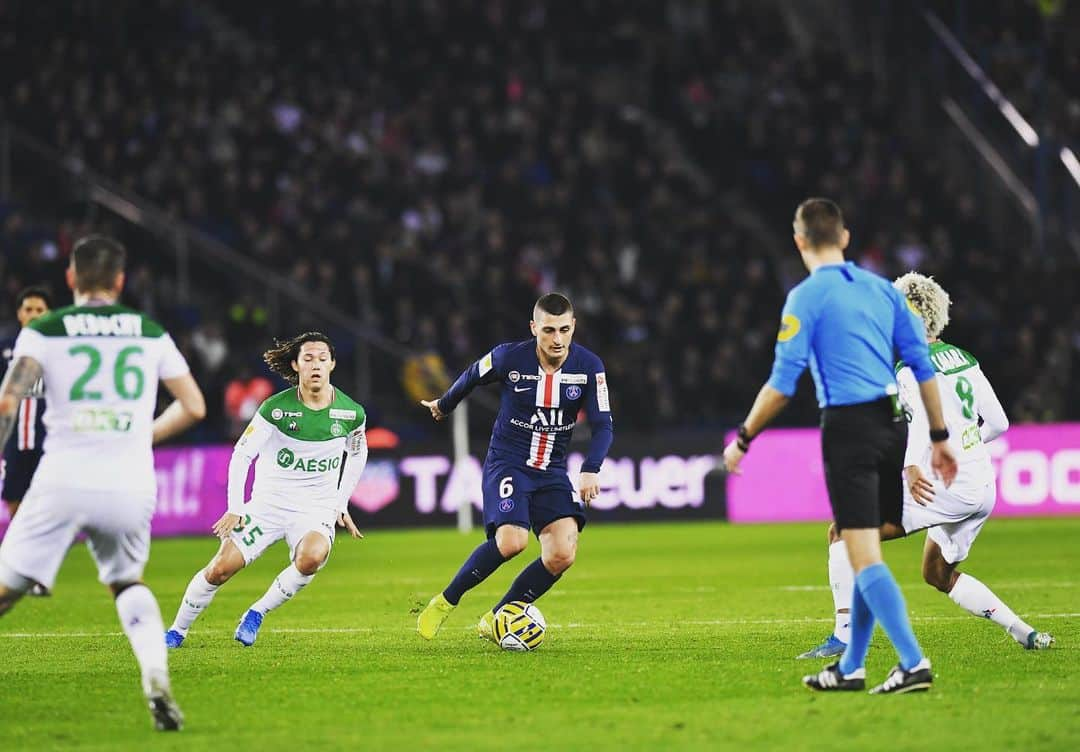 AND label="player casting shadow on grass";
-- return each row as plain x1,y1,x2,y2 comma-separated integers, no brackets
165,333,367,649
